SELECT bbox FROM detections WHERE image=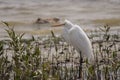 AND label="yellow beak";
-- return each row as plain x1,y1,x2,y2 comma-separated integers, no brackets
52,23,65,27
